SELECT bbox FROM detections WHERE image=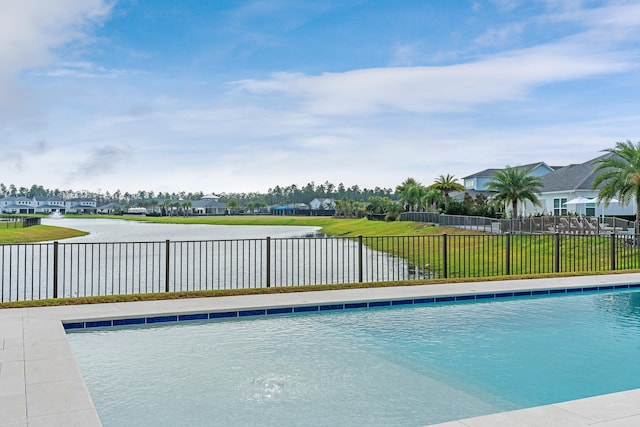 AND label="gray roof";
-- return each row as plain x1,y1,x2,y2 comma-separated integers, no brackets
0,196,32,202
98,202,123,209
191,199,226,209
540,153,612,192
463,162,554,179
34,196,64,202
